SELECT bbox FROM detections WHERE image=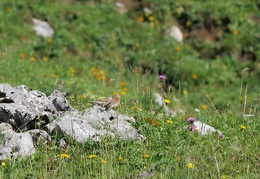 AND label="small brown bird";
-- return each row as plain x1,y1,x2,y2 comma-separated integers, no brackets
105,94,121,110
88,96,113,107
